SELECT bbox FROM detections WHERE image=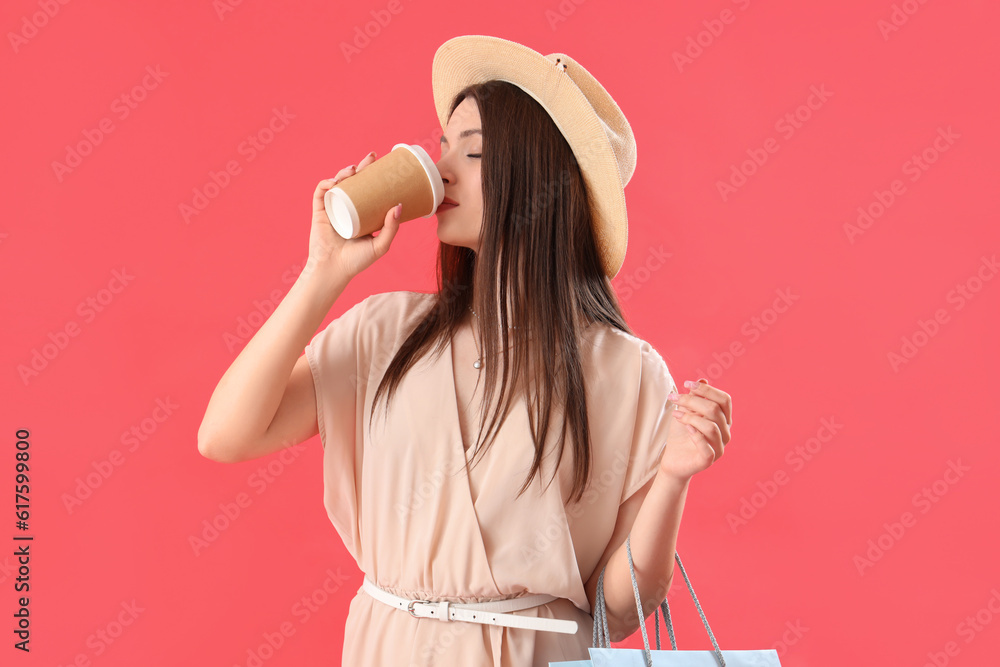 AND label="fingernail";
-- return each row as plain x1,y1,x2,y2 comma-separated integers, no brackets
394,203,402,219
668,391,679,401
684,380,699,390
